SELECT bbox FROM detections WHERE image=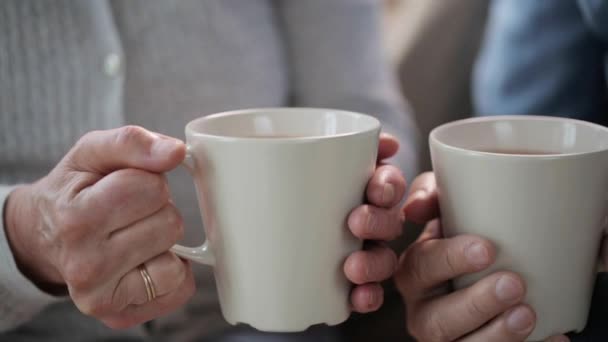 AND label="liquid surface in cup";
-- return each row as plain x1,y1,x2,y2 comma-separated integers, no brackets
243,134,307,138
480,149,560,155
